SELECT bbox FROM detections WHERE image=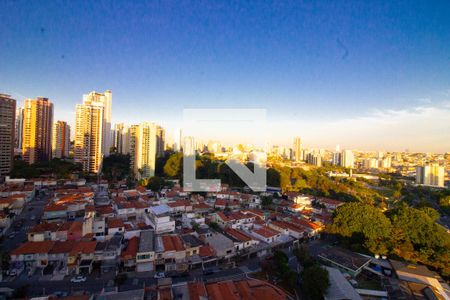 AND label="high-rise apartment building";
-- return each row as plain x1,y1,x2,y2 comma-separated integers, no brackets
129,122,157,179
306,153,322,167
15,107,23,152
416,164,445,187
332,145,341,166
156,125,165,157
75,98,104,173
0,94,16,176
82,91,112,156
340,150,354,168
52,121,70,158
293,137,302,161
22,97,53,164
113,123,130,154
